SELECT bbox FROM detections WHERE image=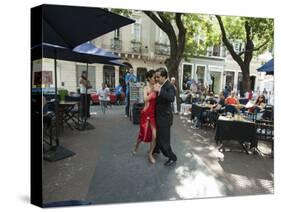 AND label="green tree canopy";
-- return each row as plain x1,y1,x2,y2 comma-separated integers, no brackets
215,15,274,93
